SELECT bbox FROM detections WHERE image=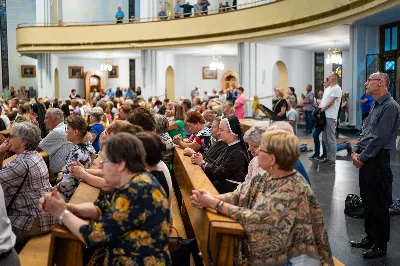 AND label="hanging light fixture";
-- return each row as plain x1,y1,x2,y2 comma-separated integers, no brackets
209,56,224,71
100,57,112,72
325,41,342,65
